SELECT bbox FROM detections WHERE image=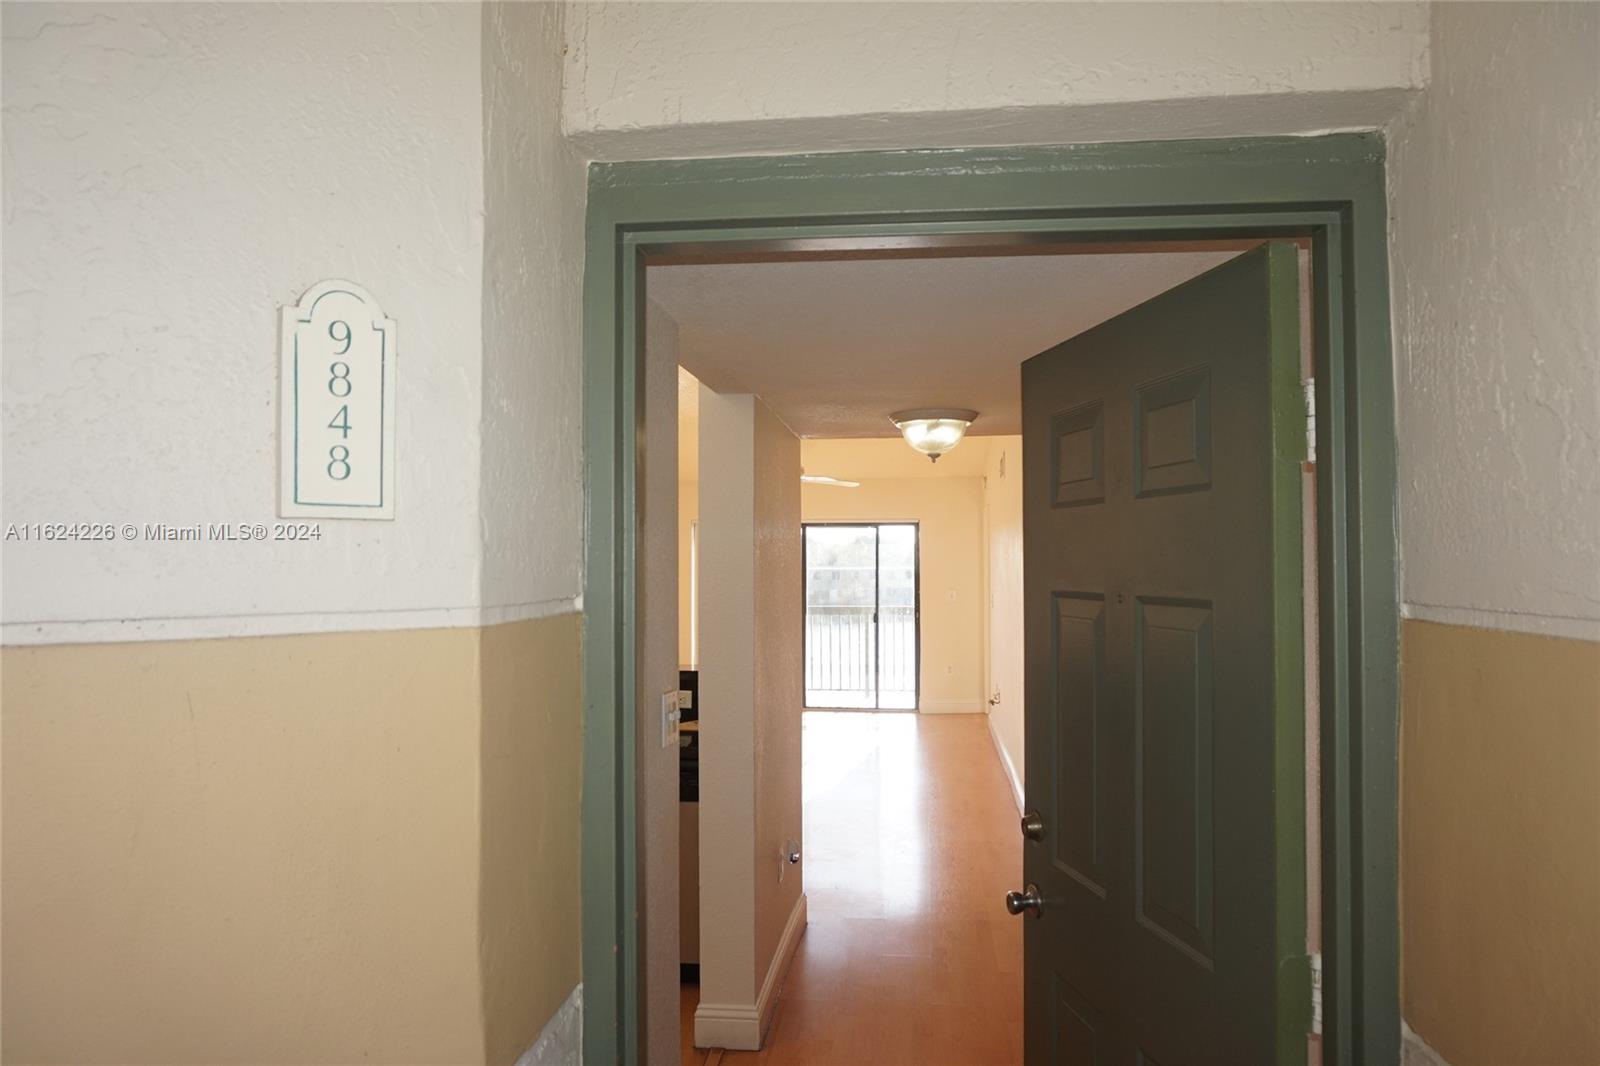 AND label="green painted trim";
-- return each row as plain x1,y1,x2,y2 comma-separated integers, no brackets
581,135,1400,1066
1266,240,1311,1063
